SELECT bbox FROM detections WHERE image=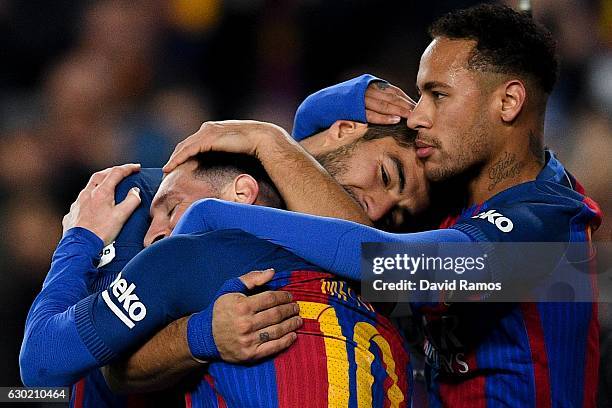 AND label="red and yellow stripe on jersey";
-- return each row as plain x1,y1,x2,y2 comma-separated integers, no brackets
187,270,411,408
